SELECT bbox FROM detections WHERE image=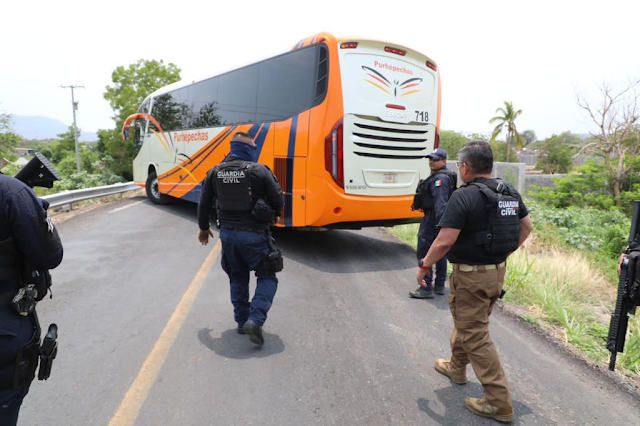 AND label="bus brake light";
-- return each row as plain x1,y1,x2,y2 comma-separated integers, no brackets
386,104,406,110
385,46,406,56
325,119,344,188
340,42,358,49
434,129,440,149
426,61,437,71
